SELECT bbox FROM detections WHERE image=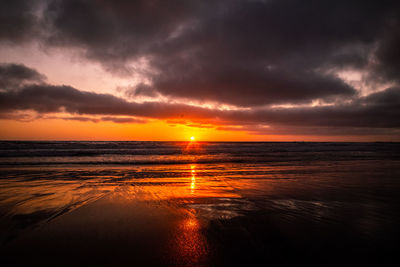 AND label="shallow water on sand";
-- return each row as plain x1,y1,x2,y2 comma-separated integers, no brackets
1,142,400,266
